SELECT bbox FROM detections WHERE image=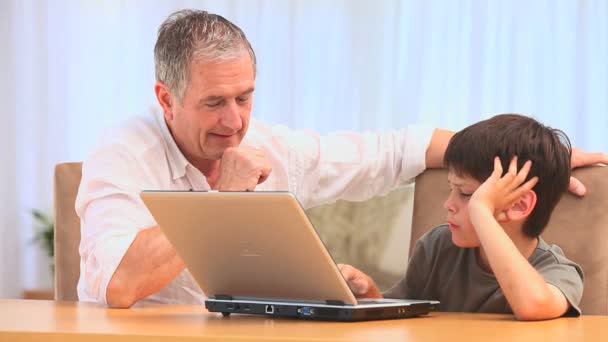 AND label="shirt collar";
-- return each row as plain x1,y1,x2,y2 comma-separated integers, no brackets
153,108,190,180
